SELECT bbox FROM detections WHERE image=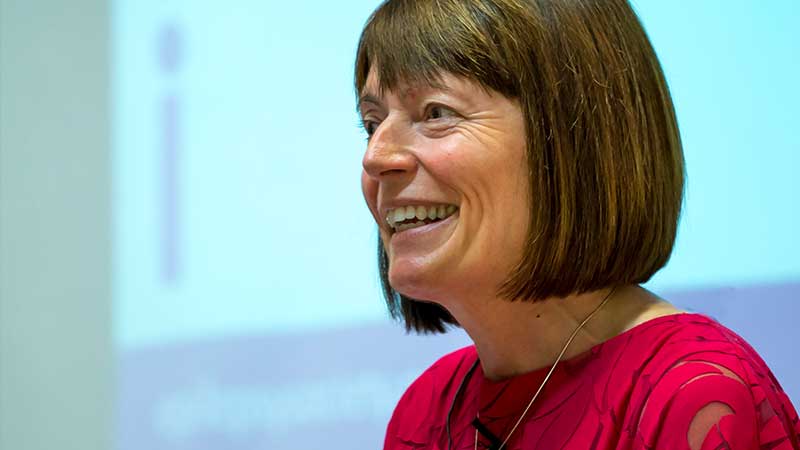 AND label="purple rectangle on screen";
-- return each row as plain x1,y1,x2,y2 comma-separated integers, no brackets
160,95,179,283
